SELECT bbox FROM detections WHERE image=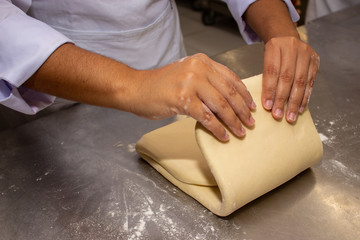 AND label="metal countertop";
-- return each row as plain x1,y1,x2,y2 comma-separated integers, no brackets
1,5,360,240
